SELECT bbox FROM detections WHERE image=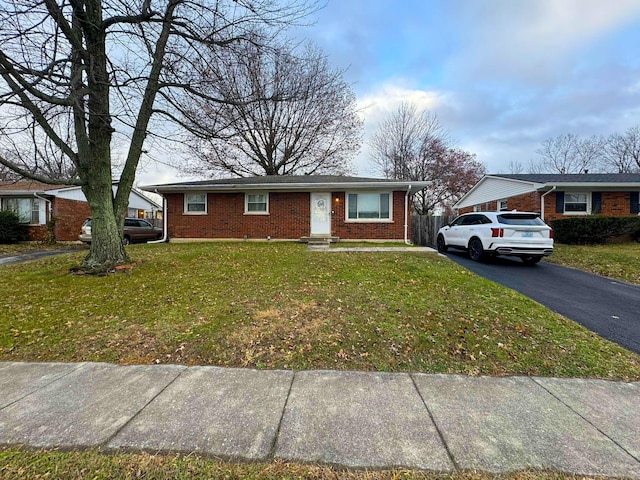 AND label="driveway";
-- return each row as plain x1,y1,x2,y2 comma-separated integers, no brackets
443,251,640,355
0,248,86,266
